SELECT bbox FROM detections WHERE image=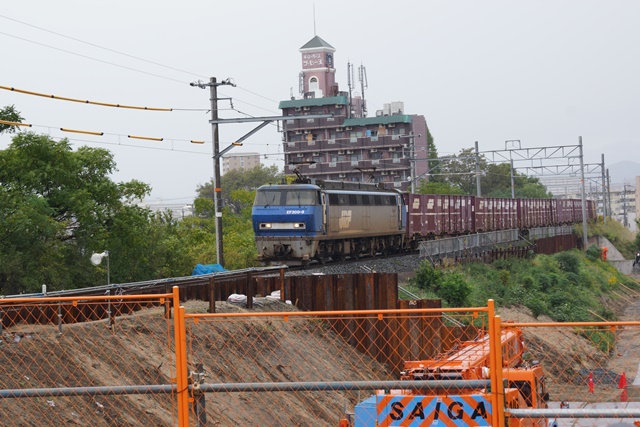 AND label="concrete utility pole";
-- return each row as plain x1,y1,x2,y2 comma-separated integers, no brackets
601,154,607,224
510,159,516,199
579,136,588,251
474,141,482,197
191,77,236,267
623,183,630,227
606,169,612,223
